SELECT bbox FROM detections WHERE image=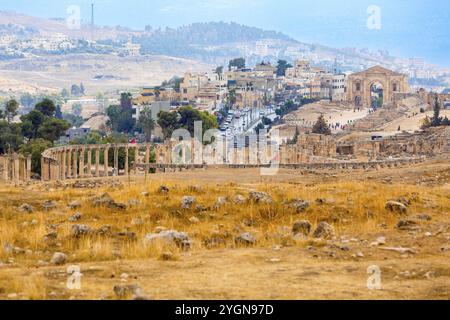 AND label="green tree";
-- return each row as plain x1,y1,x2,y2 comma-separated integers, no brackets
5,99,19,123
226,88,237,107
157,111,179,139
35,98,56,117
137,107,156,142
72,103,83,117
228,57,246,71
21,110,45,139
61,88,69,98
37,118,70,142
20,93,34,109
120,92,133,110
312,114,332,135
215,66,224,74
80,82,85,95
0,121,23,153
431,95,442,127
71,84,81,96
55,105,63,119
19,139,52,175
290,126,300,144
276,60,292,77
